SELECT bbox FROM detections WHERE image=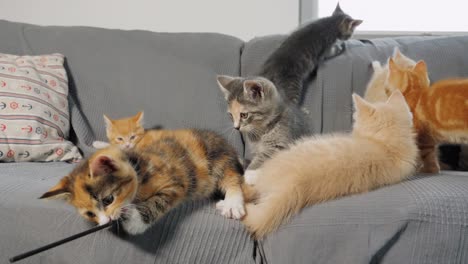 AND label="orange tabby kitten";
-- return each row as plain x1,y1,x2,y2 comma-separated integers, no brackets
41,129,247,235
92,112,145,149
242,91,418,238
364,47,418,102
386,58,468,173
